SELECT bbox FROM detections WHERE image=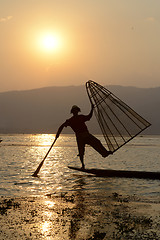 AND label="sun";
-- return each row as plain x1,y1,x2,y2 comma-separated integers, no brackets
38,32,61,53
